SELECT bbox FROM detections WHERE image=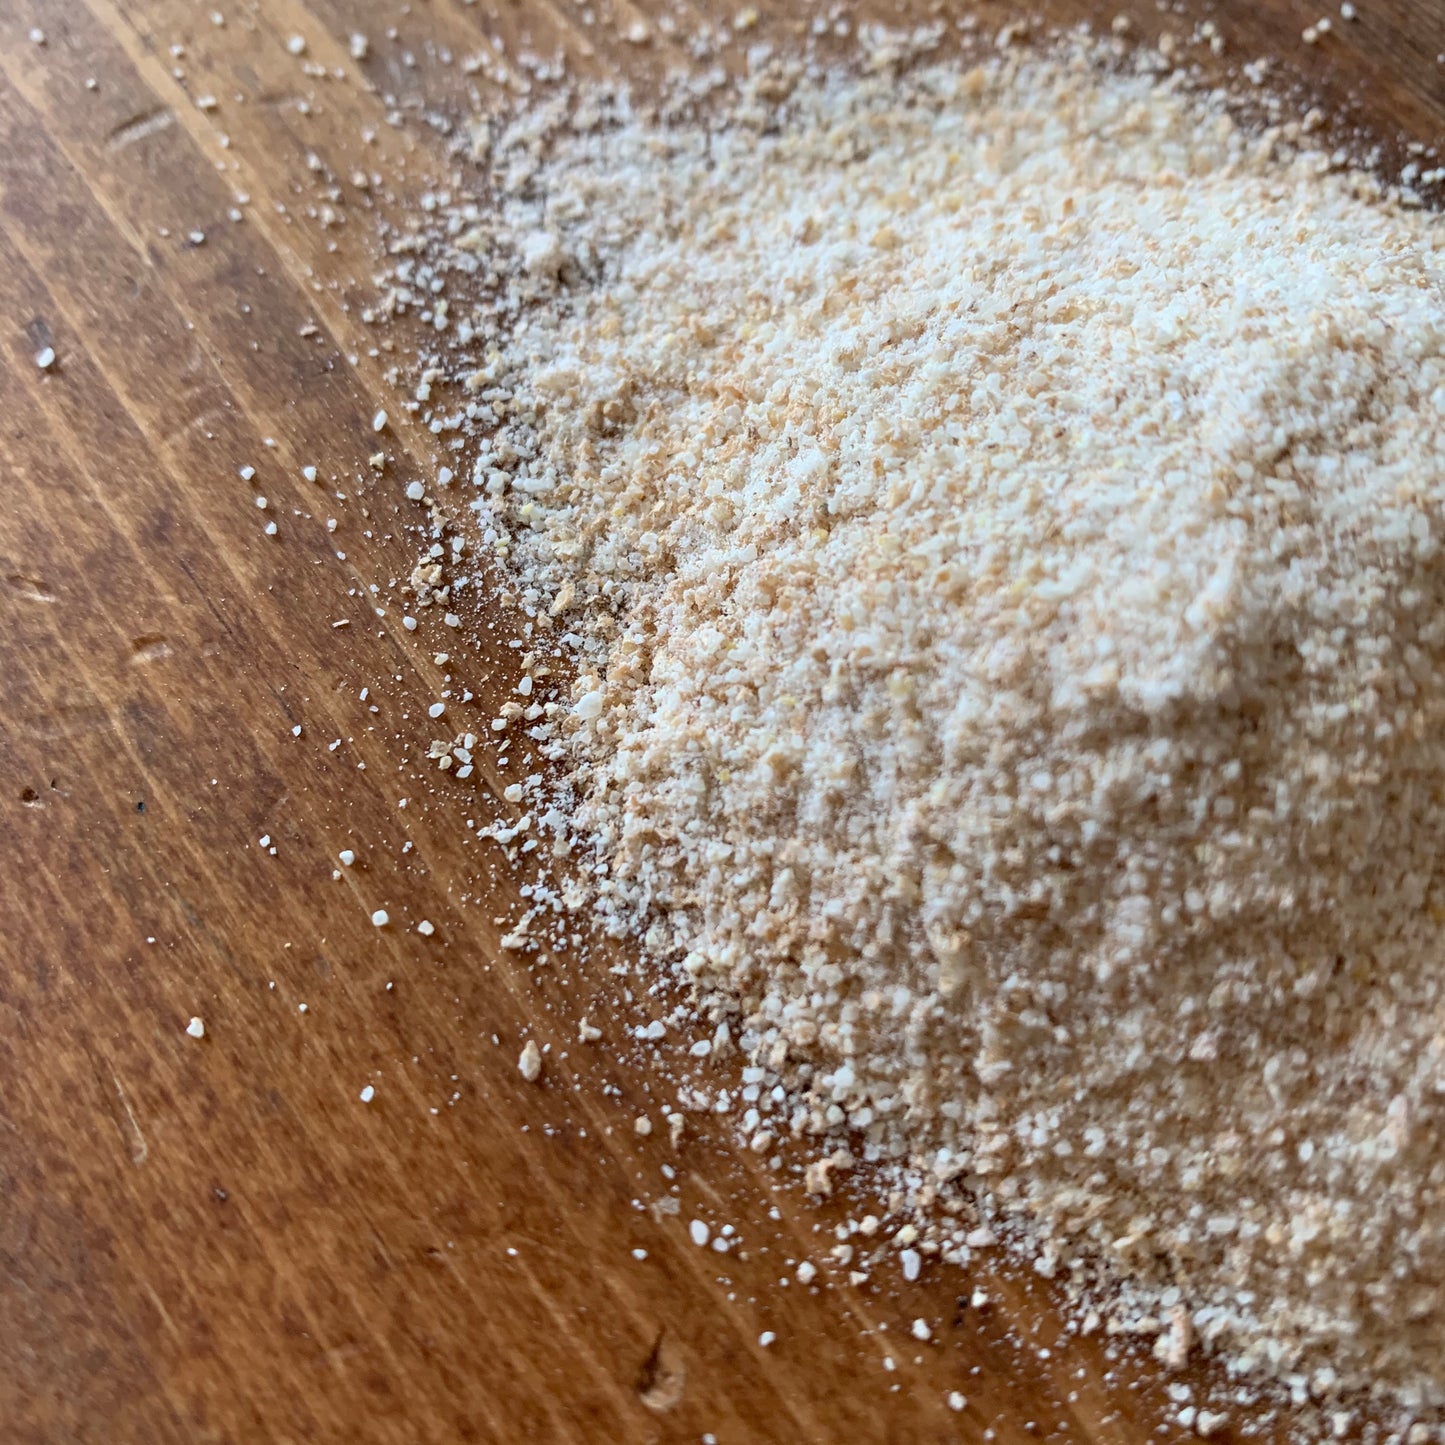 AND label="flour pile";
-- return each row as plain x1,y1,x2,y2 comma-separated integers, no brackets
396,47,1445,1416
